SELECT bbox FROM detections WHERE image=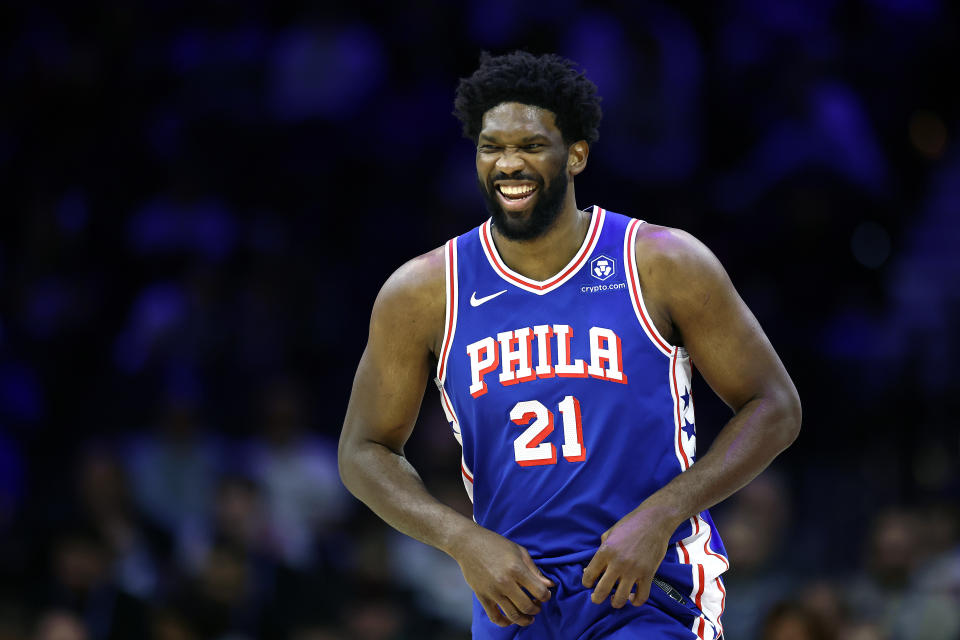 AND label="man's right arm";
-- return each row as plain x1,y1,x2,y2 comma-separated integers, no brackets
337,246,552,628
